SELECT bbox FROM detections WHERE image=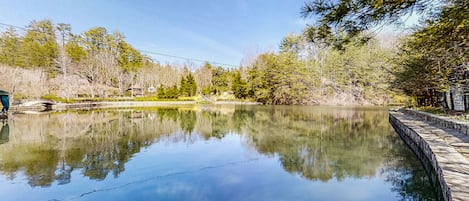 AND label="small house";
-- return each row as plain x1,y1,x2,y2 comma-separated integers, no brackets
128,85,144,97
